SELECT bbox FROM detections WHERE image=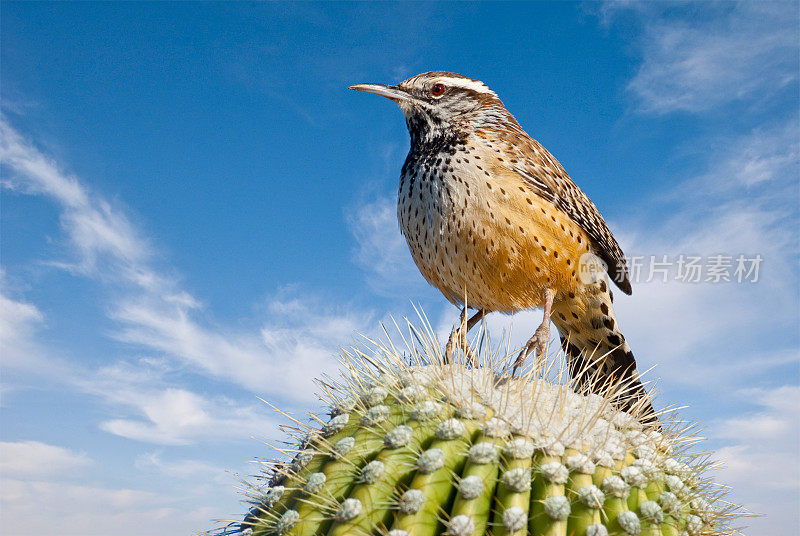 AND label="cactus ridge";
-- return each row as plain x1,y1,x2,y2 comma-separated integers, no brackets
236,319,740,536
